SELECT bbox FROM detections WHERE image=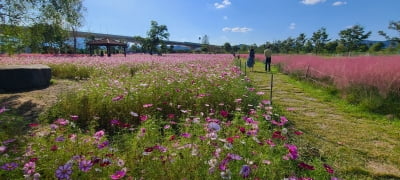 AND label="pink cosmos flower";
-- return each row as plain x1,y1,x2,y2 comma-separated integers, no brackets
294,131,304,135
69,134,77,142
285,144,298,160
110,169,126,180
55,118,69,126
0,106,8,114
265,139,276,147
143,104,153,108
167,114,175,119
220,110,229,118
272,131,286,140
271,116,288,126
94,130,105,139
112,95,124,101
248,87,255,91
29,123,40,128
140,115,148,122
181,133,191,138
70,115,79,121
261,100,271,105
239,127,246,134
0,145,6,153
256,91,265,95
